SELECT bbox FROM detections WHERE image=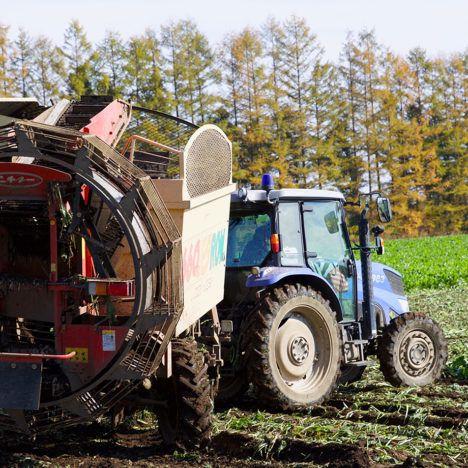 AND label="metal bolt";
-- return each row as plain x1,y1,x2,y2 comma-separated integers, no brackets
32,364,38,370
11,363,16,369
290,337,309,363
